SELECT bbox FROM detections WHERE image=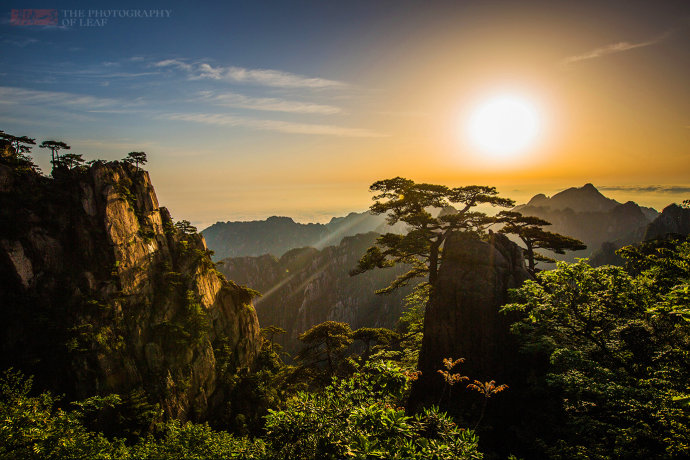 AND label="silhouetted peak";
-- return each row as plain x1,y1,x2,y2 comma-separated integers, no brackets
523,184,620,213
266,216,296,224
618,201,641,210
526,193,549,207
661,203,683,214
